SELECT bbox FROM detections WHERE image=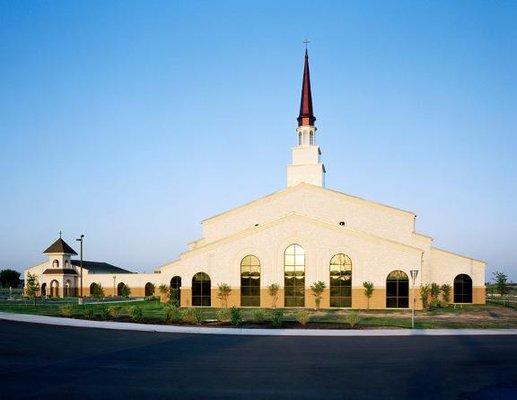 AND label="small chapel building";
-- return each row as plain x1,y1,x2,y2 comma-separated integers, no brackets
24,50,486,309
